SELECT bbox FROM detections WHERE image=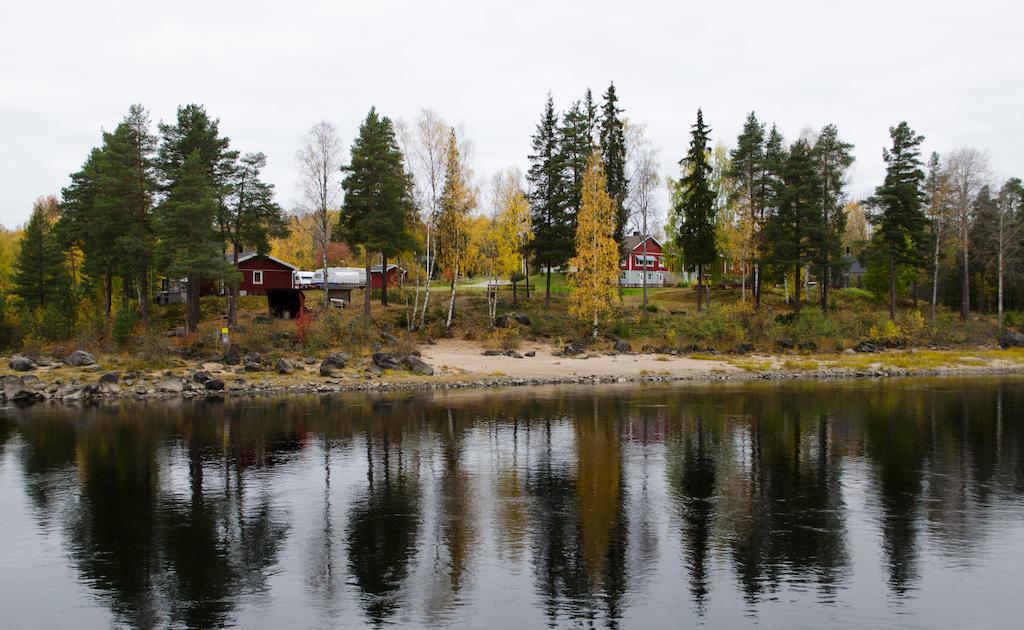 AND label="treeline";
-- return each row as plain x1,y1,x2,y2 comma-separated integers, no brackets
3,88,1023,351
